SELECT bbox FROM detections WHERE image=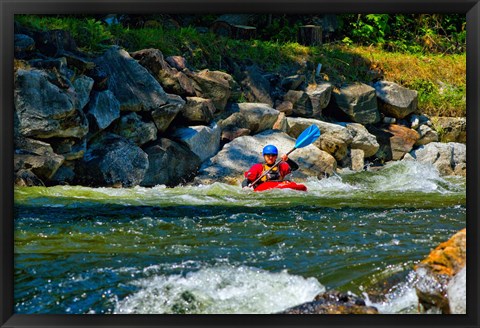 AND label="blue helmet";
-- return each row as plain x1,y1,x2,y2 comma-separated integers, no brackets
262,144,278,156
